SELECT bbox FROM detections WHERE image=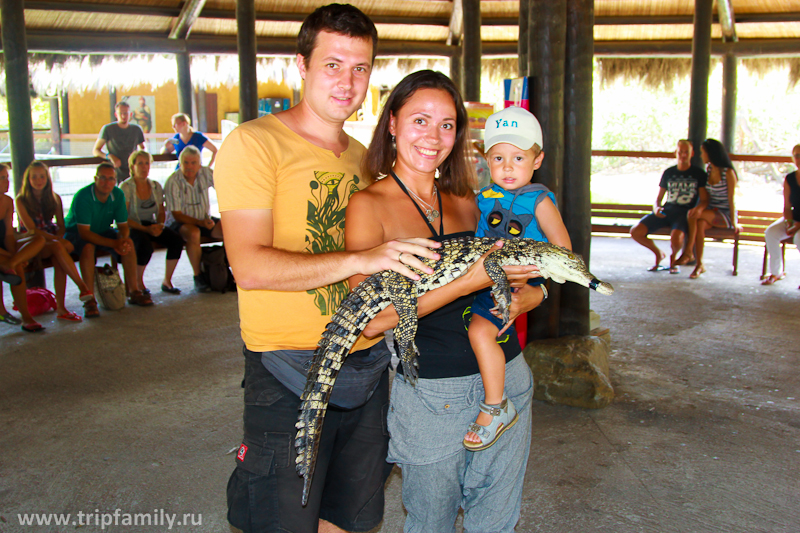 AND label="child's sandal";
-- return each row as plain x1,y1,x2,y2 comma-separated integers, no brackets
463,396,519,452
